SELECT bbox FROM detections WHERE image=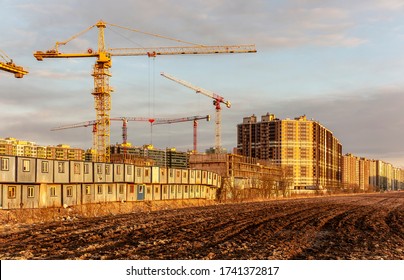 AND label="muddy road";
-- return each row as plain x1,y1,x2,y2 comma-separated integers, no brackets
0,192,403,260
